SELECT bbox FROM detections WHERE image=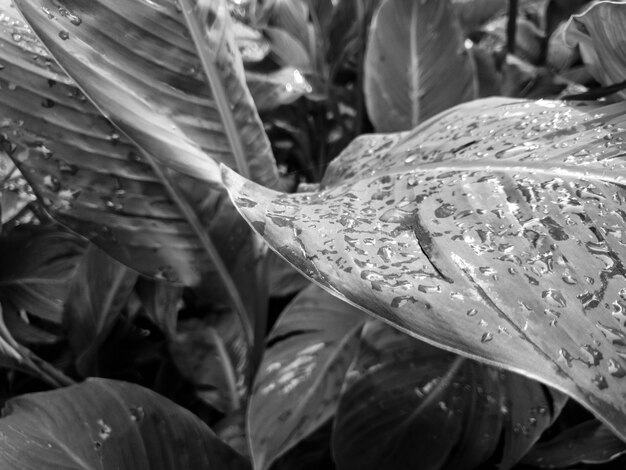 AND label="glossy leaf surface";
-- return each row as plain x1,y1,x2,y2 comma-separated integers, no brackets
224,97,626,440
364,0,477,131
333,322,565,470
0,1,256,288
0,378,250,470
15,0,279,187
248,284,365,470
524,420,626,467
565,1,626,99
